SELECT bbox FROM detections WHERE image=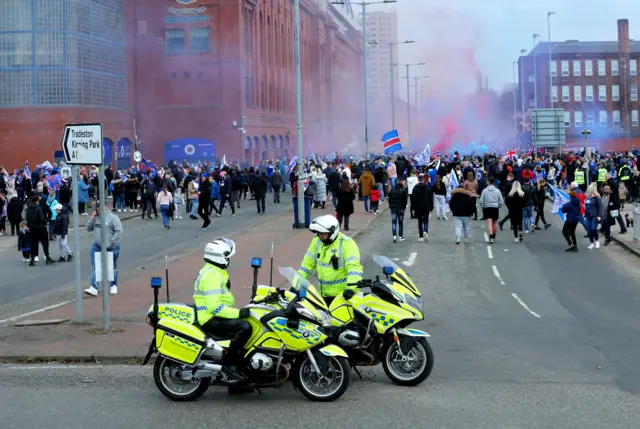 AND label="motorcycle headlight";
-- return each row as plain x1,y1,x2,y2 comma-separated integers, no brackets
317,310,332,328
405,293,423,314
